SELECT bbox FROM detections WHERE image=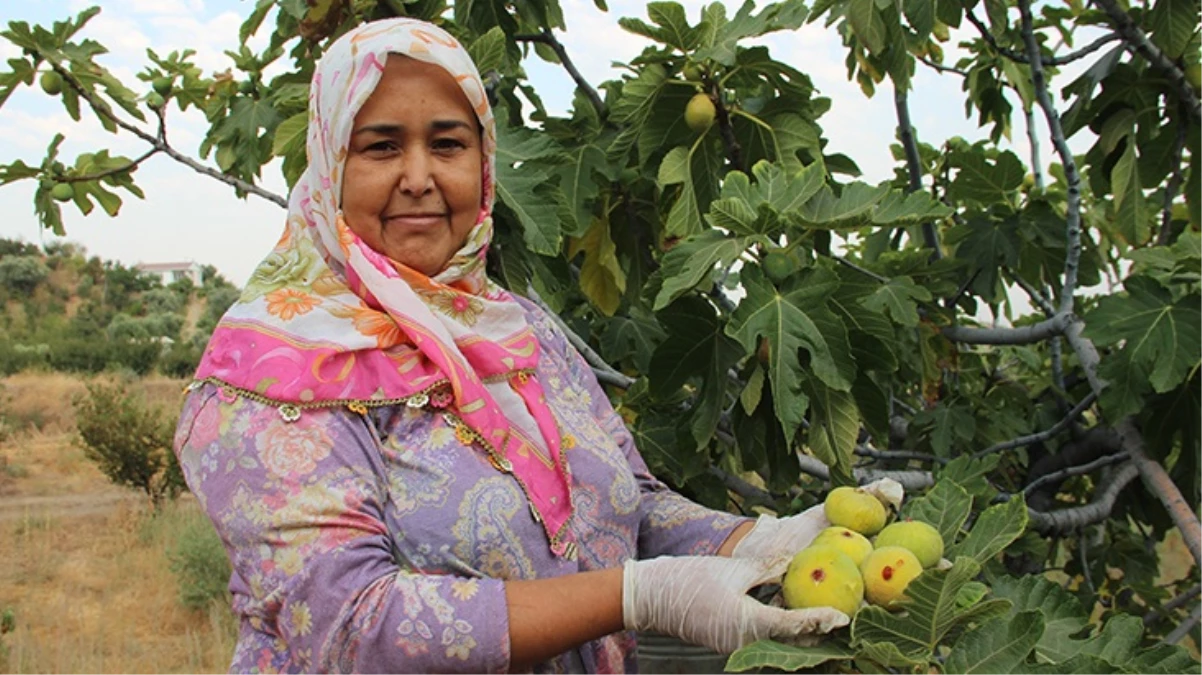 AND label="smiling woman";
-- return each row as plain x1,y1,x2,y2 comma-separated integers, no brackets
171,16,853,674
